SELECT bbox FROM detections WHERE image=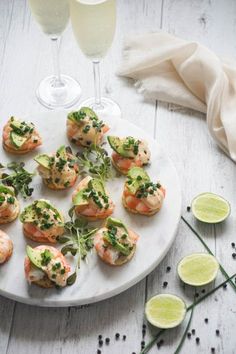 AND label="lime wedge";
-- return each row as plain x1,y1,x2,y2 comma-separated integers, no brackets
145,294,186,329
191,192,230,223
178,253,219,286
